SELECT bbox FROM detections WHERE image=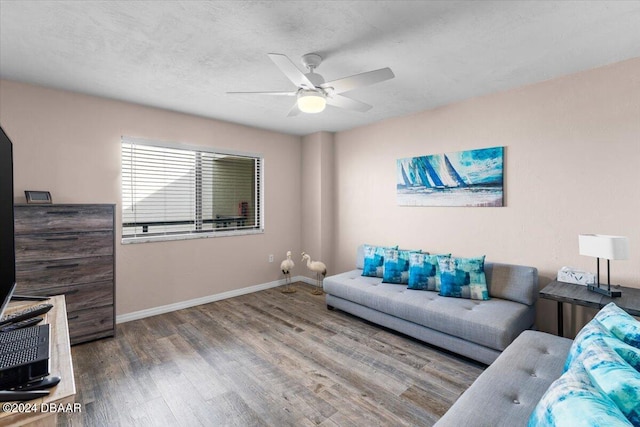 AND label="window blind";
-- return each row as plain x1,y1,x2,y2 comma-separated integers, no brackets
122,137,263,243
